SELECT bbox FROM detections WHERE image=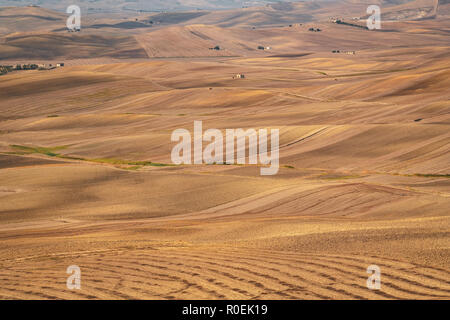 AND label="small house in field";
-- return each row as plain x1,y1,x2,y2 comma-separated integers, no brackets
56,63,65,67
233,74,245,79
